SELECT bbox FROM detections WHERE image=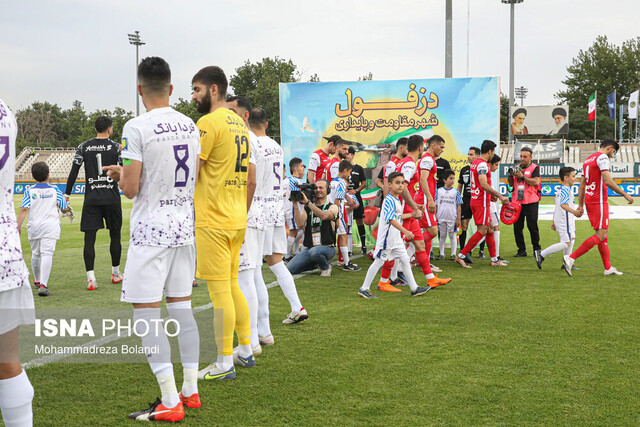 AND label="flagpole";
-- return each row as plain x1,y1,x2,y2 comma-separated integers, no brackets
594,90,597,141
614,90,617,141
